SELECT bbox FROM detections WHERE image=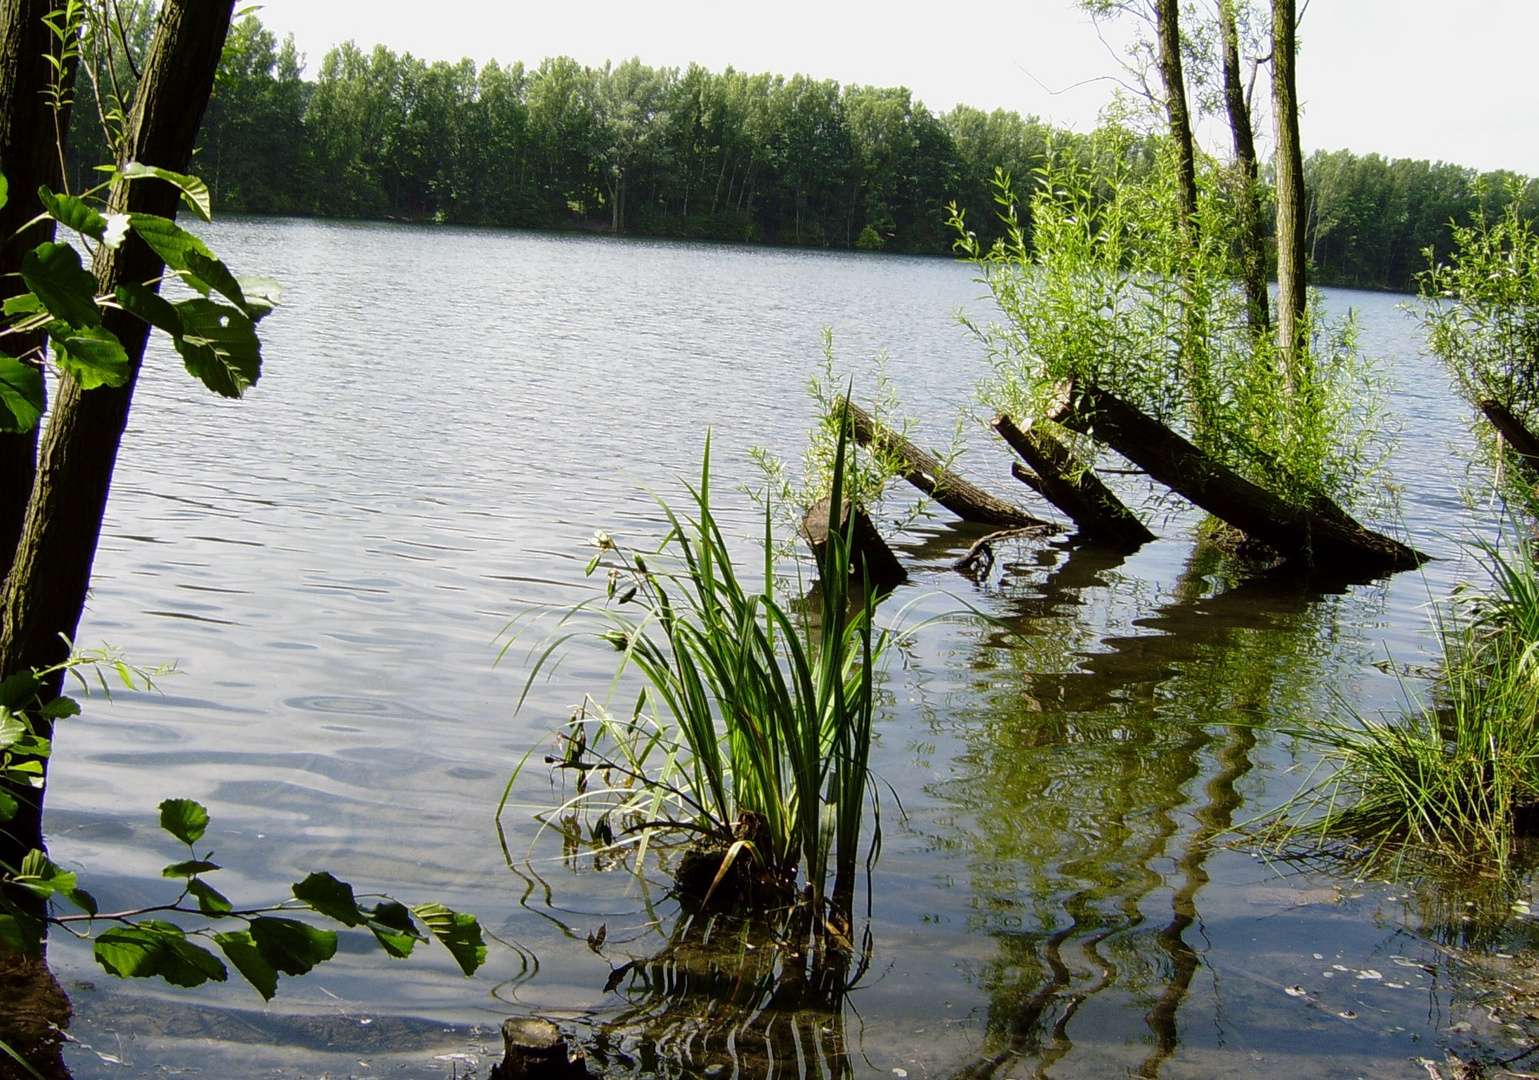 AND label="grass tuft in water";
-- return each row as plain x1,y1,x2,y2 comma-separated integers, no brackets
502,417,892,927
